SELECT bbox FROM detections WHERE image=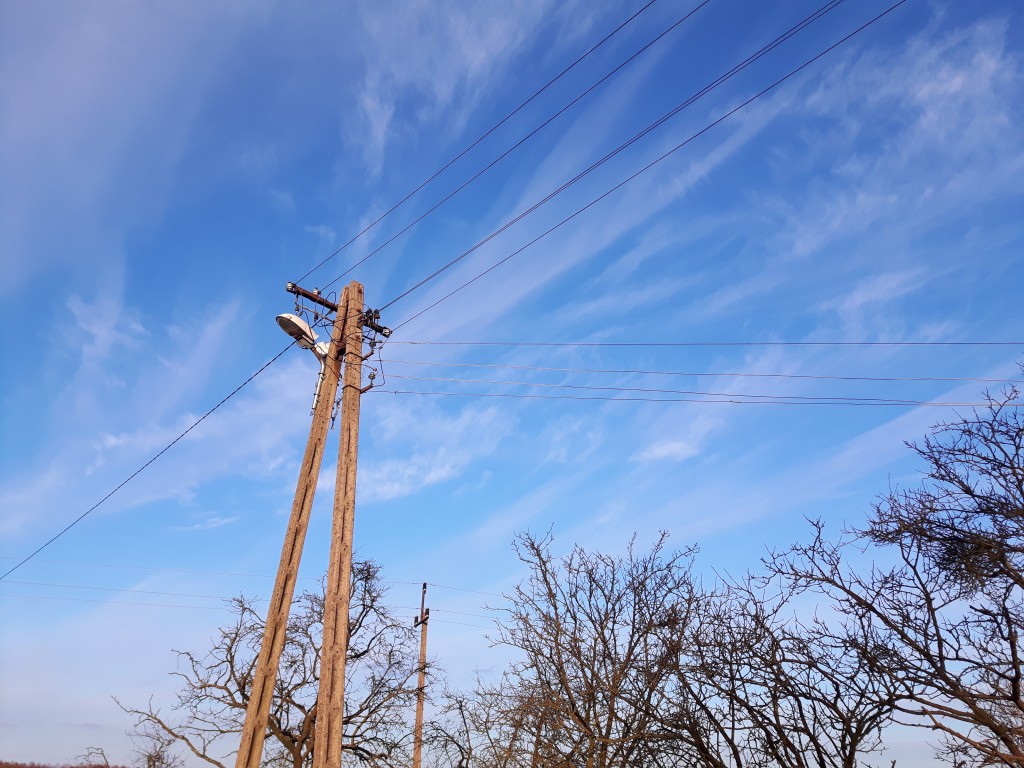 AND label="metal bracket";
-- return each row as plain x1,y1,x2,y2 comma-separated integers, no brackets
361,308,391,338
286,282,339,313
